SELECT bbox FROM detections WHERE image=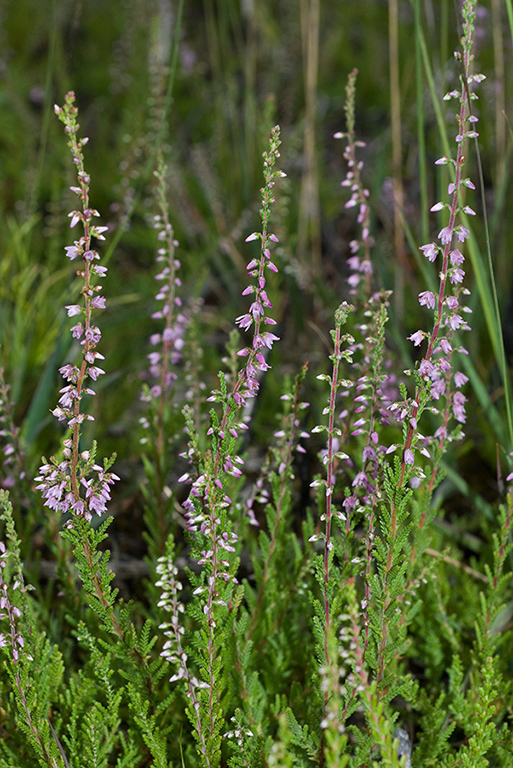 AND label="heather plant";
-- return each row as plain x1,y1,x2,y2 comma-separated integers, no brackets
1,0,513,766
